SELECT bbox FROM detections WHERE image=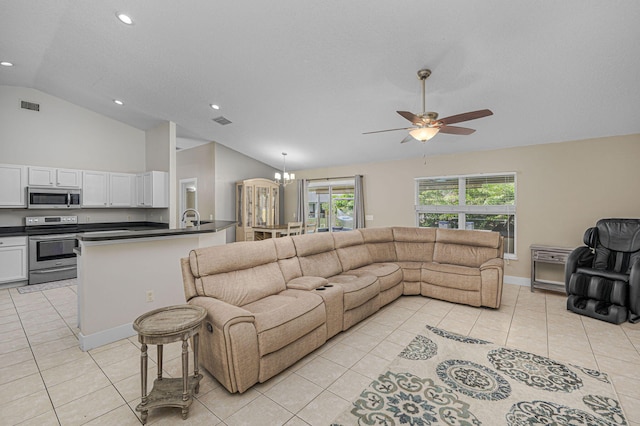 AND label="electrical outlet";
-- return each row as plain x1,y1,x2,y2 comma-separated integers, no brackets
86,216,91,222
146,290,154,302
209,214,213,220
